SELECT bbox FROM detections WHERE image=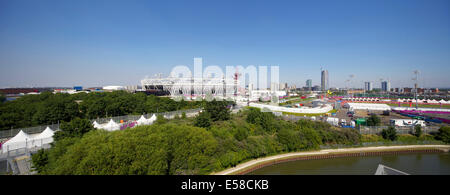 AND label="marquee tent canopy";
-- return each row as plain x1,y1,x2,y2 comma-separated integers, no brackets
31,126,55,147
2,130,31,153
102,119,121,131
92,121,103,129
136,115,150,126
345,103,391,111
148,114,157,124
